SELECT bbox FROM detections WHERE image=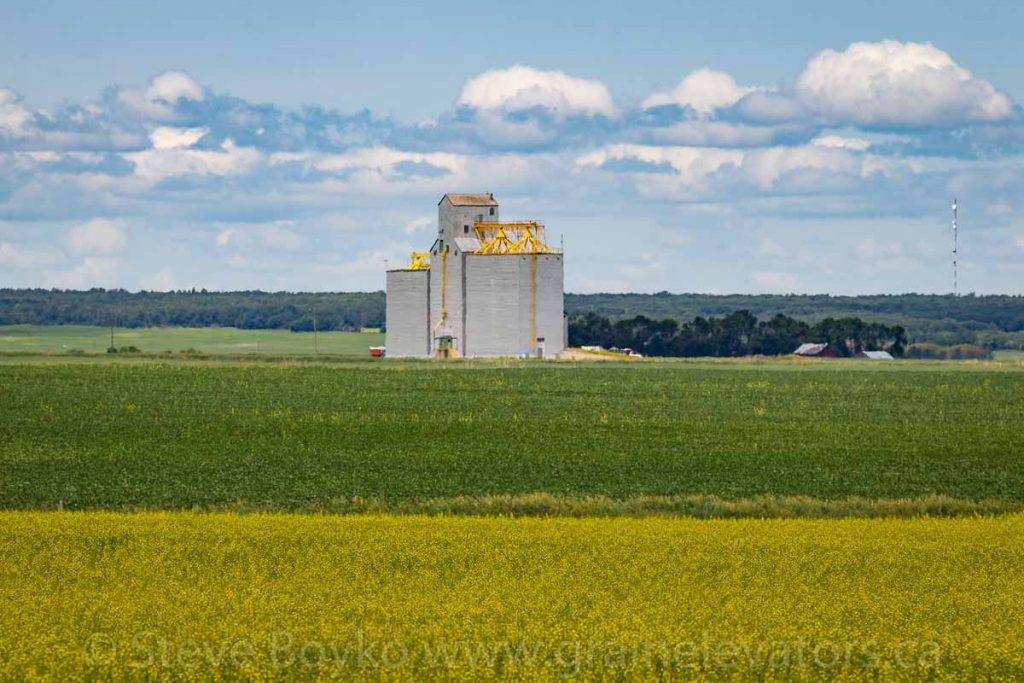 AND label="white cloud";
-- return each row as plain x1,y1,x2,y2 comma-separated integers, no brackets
577,143,865,193
116,71,205,120
811,134,870,151
796,40,1013,126
642,121,781,147
306,147,462,175
125,139,263,182
458,65,616,118
149,126,208,149
750,271,800,292
43,256,119,288
0,89,33,137
147,71,205,103
577,144,743,186
1015,235,1024,249
67,219,128,254
741,145,859,188
0,241,61,268
642,68,761,114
